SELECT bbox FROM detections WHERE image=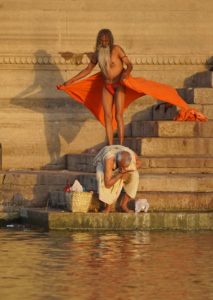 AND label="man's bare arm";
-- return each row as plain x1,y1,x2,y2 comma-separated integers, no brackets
104,158,123,189
64,62,96,86
118,46,133,80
